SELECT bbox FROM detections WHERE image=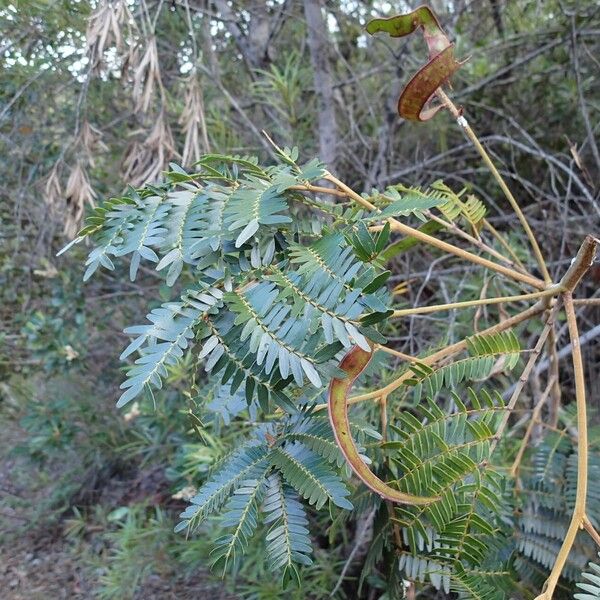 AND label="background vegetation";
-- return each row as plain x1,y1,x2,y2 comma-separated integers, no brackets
1,0,599,598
